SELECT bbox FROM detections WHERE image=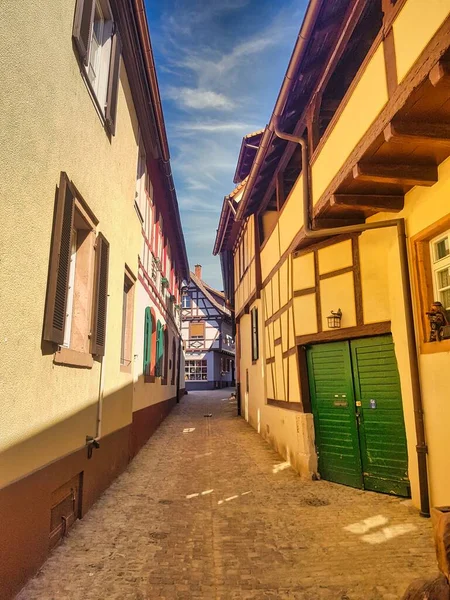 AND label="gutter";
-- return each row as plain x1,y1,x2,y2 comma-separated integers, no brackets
273,118,430,518
235,0,324,222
